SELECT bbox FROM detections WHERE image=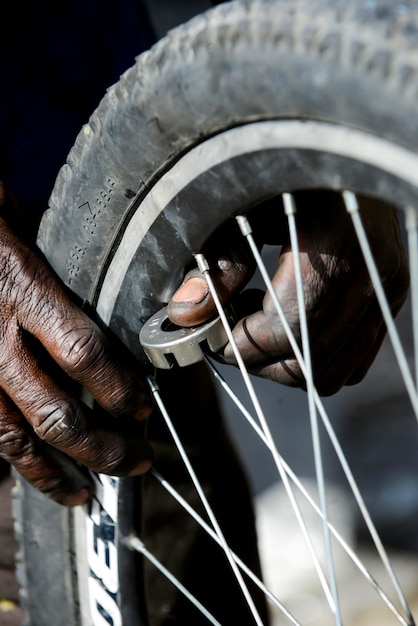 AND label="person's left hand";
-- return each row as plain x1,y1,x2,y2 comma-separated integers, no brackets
0,182,154,505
